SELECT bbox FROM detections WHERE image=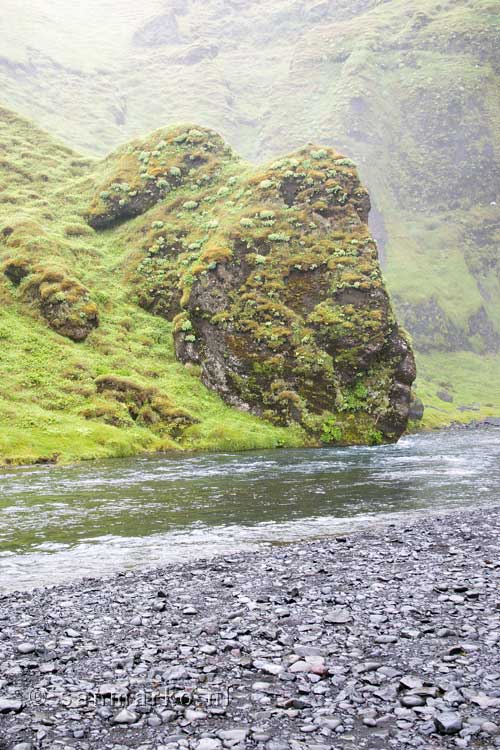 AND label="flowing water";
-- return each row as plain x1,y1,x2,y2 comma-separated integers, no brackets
1,429,499,592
